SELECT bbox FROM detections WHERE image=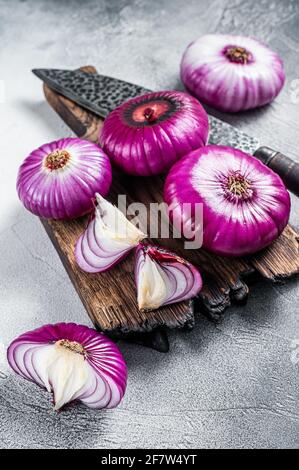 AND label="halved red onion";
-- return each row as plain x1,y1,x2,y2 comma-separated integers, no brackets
135,244,202,311
7,322,127,410
181,34,285,112
164,145,291,257
17,138,112,219
100,90,209,176
75,193,146,273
